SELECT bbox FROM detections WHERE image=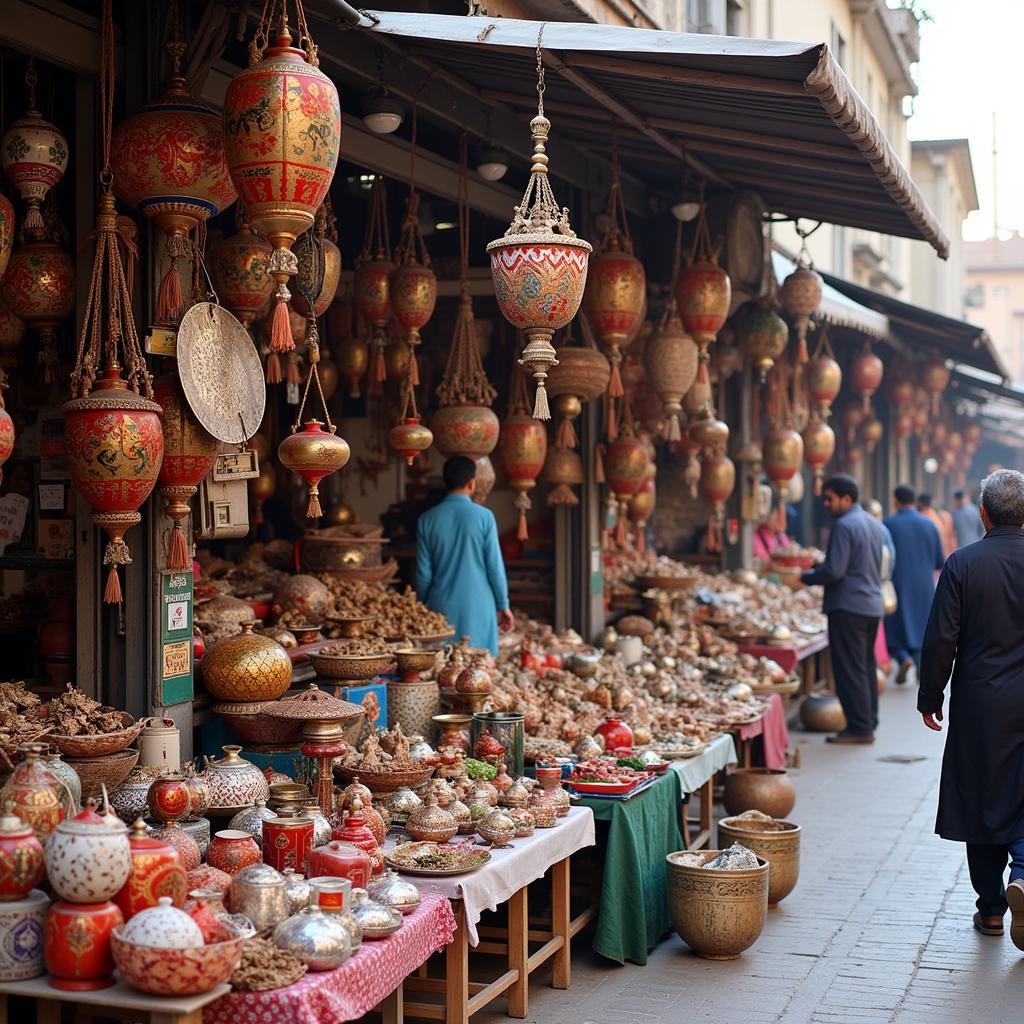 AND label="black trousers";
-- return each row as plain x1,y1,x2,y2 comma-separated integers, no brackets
965,841,1024,917
827,611,879,736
